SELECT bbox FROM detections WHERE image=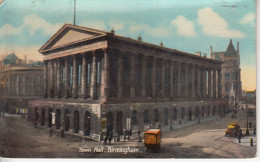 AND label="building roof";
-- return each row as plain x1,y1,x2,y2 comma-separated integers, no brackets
28,61,44,66
3,53,18,65
225,39,237,56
